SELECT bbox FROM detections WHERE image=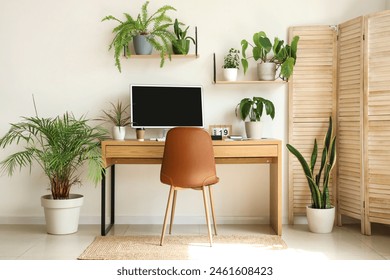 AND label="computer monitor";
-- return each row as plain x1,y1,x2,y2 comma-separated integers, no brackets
130,84,204,129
